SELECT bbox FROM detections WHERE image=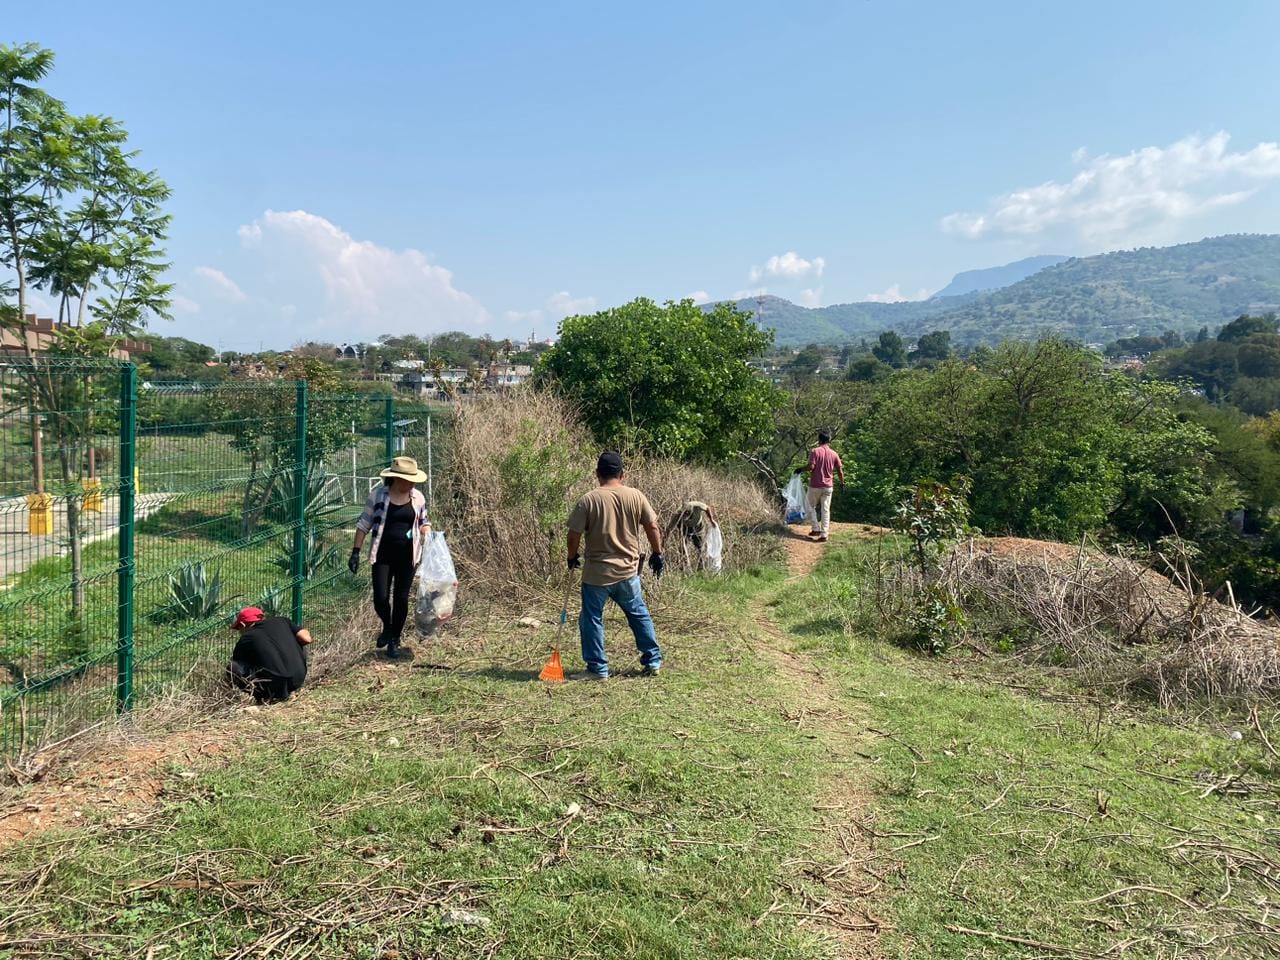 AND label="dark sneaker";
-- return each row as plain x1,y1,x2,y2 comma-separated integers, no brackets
568,670,608,682
641,664,662,677
386,641,401,660
818,535,829,543
376,631,389,649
